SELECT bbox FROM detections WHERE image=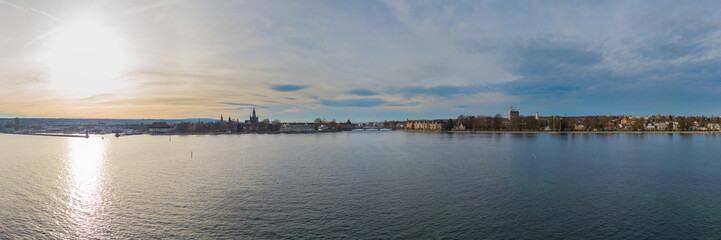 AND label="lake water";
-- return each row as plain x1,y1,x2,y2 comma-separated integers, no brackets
1,132,721,239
